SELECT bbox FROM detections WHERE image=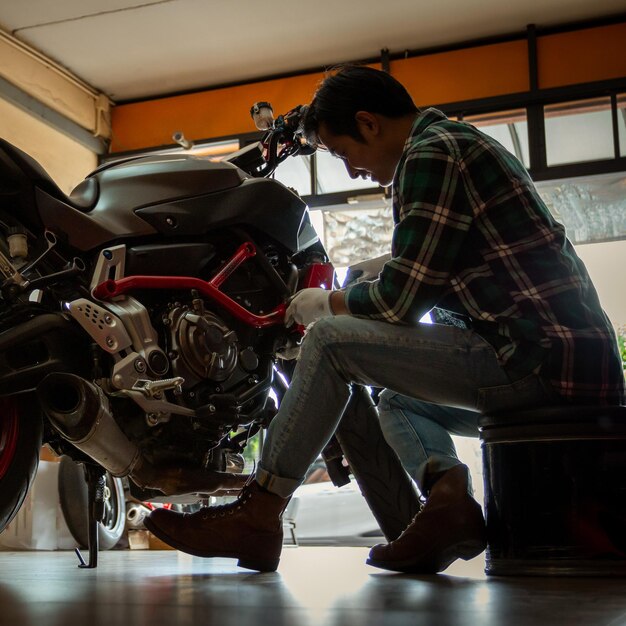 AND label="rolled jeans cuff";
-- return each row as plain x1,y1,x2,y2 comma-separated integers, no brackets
256,465,302,498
